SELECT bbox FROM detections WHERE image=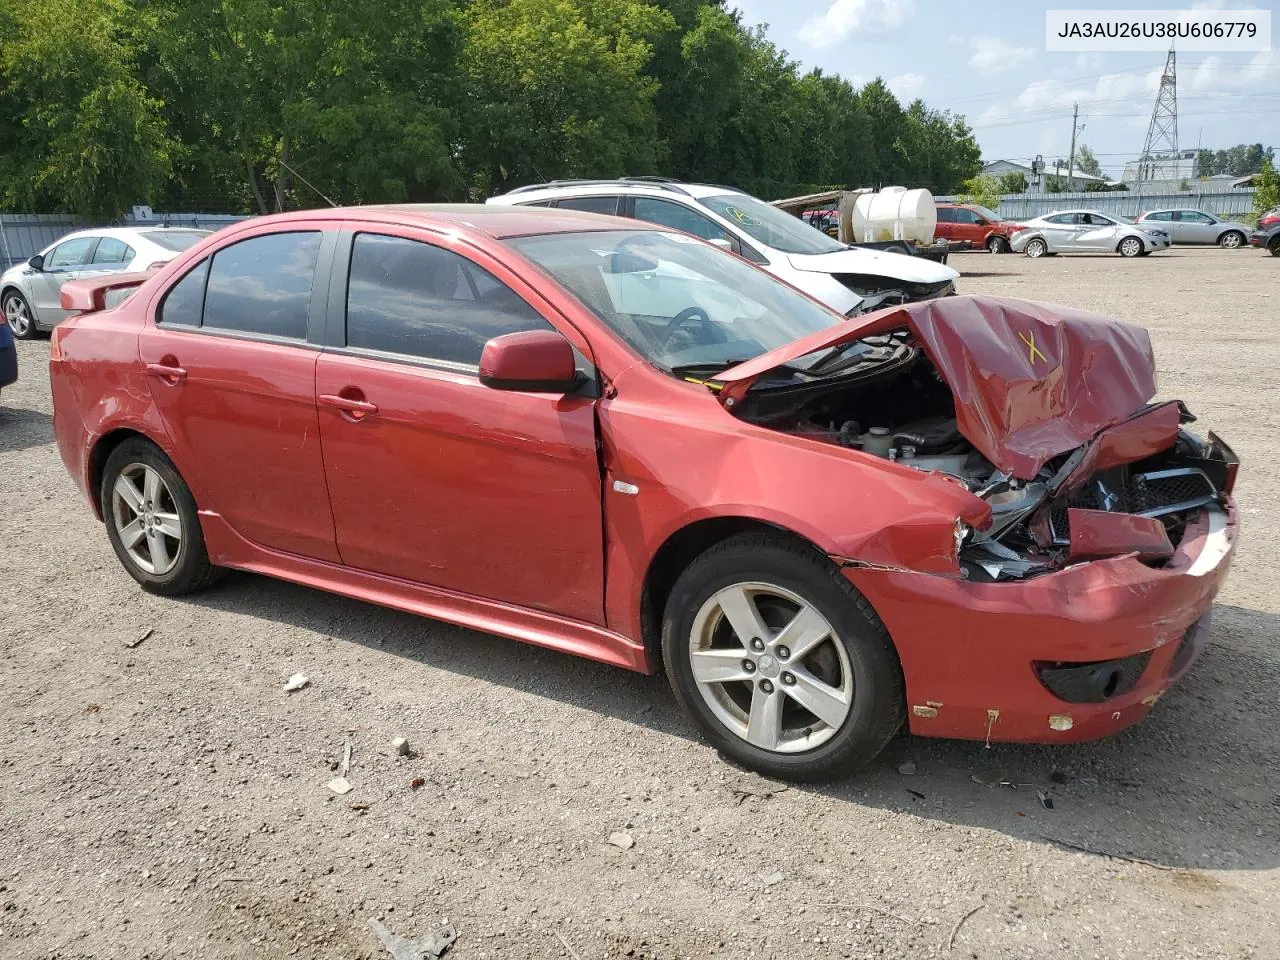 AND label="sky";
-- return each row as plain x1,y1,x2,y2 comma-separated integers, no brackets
730,0,1280,178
